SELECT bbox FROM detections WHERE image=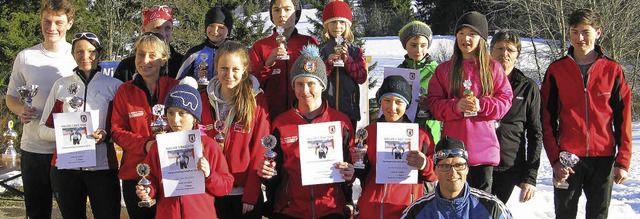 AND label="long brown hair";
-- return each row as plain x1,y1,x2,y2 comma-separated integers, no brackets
449,36,494,98
214,41,256,130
